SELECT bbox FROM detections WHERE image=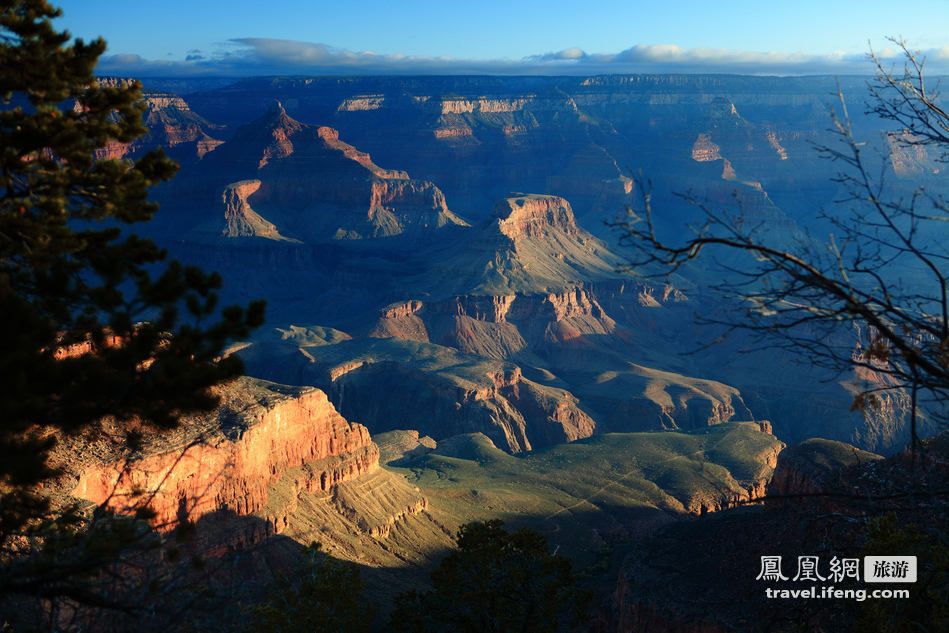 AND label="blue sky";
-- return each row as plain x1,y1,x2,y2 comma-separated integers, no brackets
56,0,949,76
